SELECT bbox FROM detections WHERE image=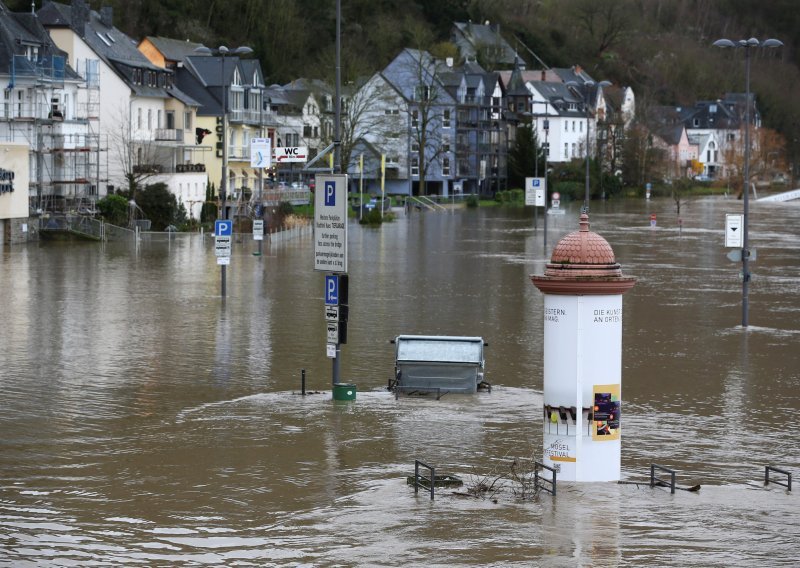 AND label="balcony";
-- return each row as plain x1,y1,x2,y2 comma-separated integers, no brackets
154,128,184,142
